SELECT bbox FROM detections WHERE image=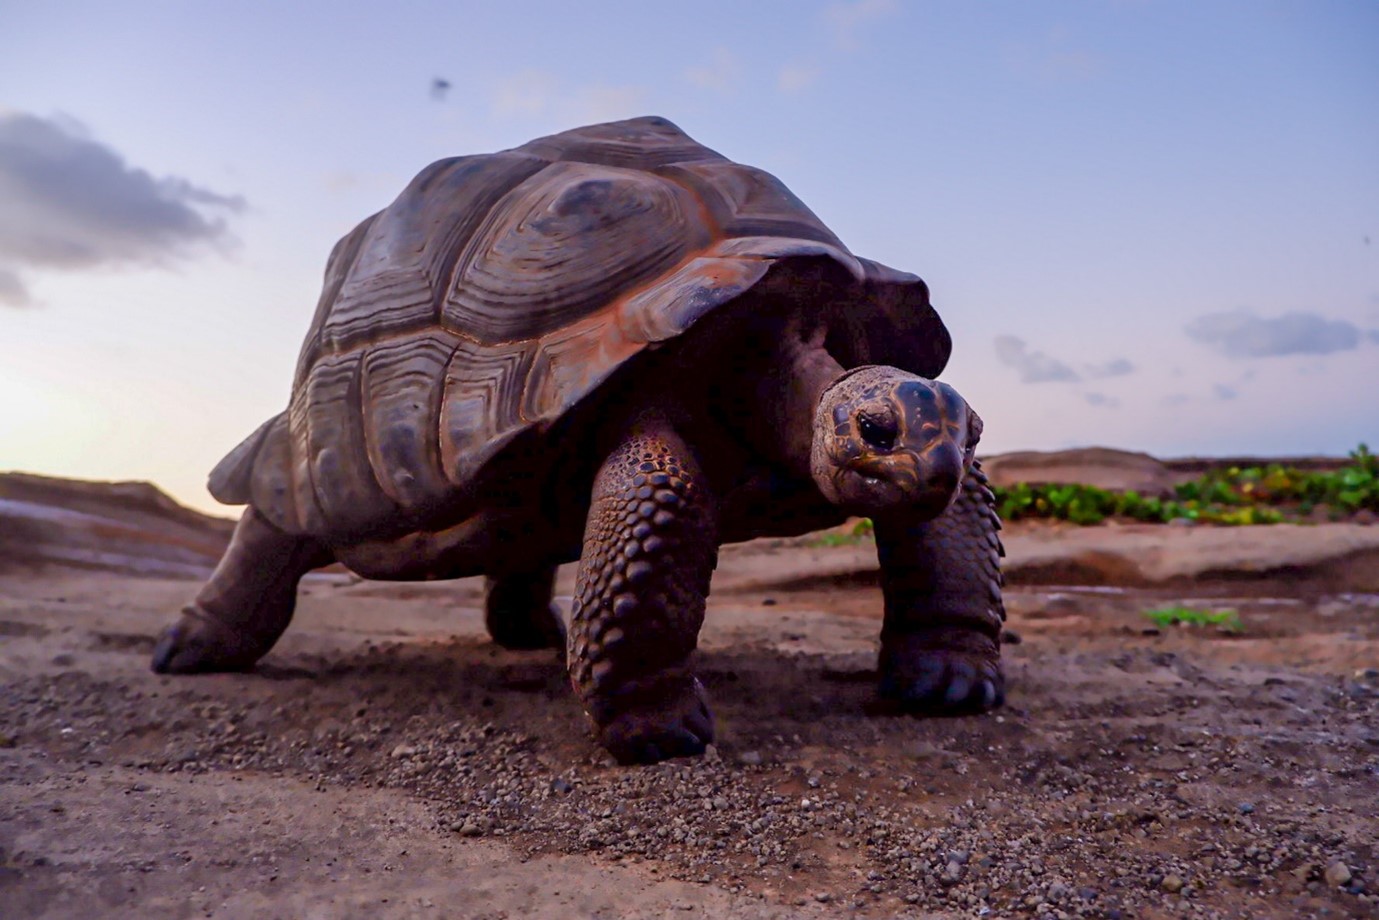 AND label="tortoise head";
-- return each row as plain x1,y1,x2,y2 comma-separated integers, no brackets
810,366,981,518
